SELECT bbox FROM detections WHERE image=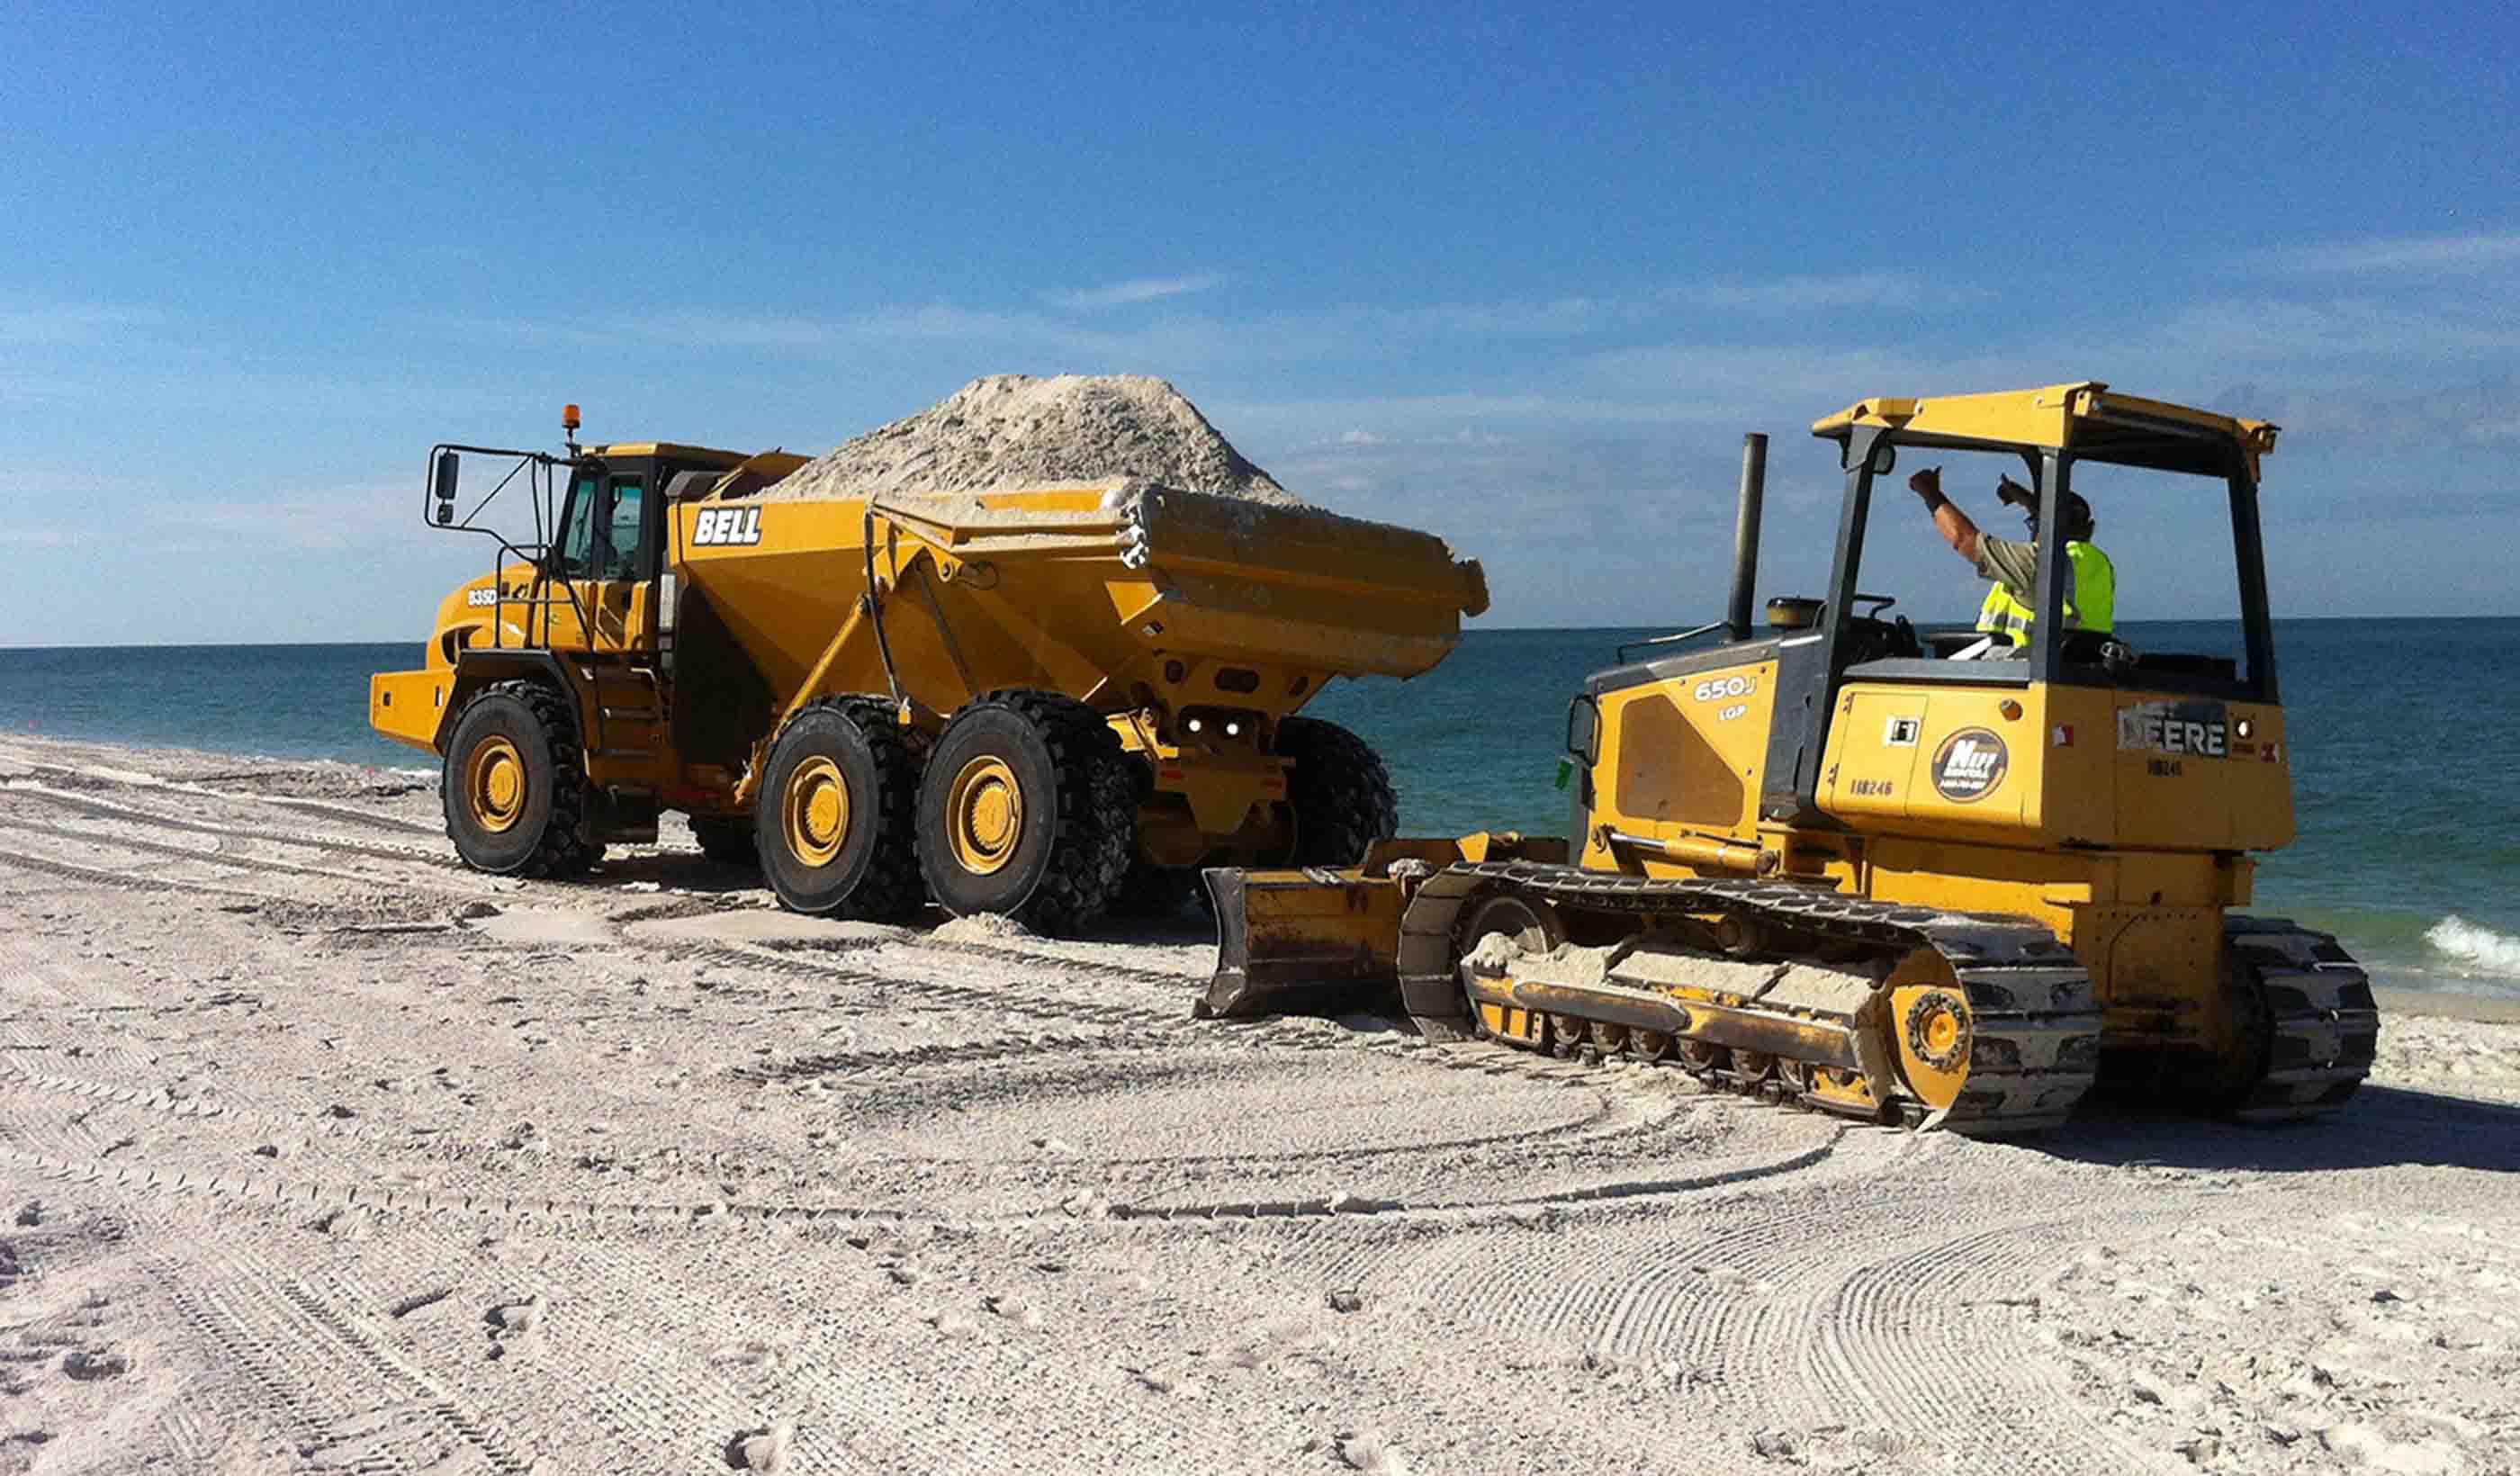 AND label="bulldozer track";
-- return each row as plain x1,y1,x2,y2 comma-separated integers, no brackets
1406,863,2103,1136
2225,916,2380,1119
1796,1216,2150,1472
1,1139,924,1232
0,842,1670,1108
266,793,444,835
708,934,1711,1101
0,844,274,902
0,1076,1804,1238
681,939,1190,1034
1103,1130,1846,1223
1404,1152,1912,1370
1394,1170,2151,1472
4,781,468,869
0,817,419,890
15,760,443,835
147,1238,539,1474
732,1029,1148,1084
919,935,1202,990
